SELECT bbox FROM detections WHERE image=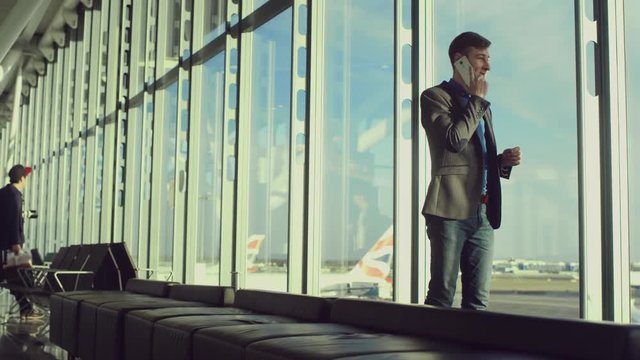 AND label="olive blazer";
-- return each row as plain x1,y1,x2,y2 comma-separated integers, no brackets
420,81,511,229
